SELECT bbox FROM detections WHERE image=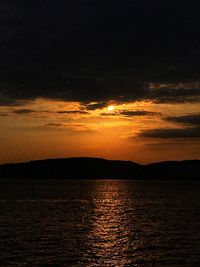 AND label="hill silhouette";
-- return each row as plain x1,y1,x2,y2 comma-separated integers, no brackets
0,157,199,180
